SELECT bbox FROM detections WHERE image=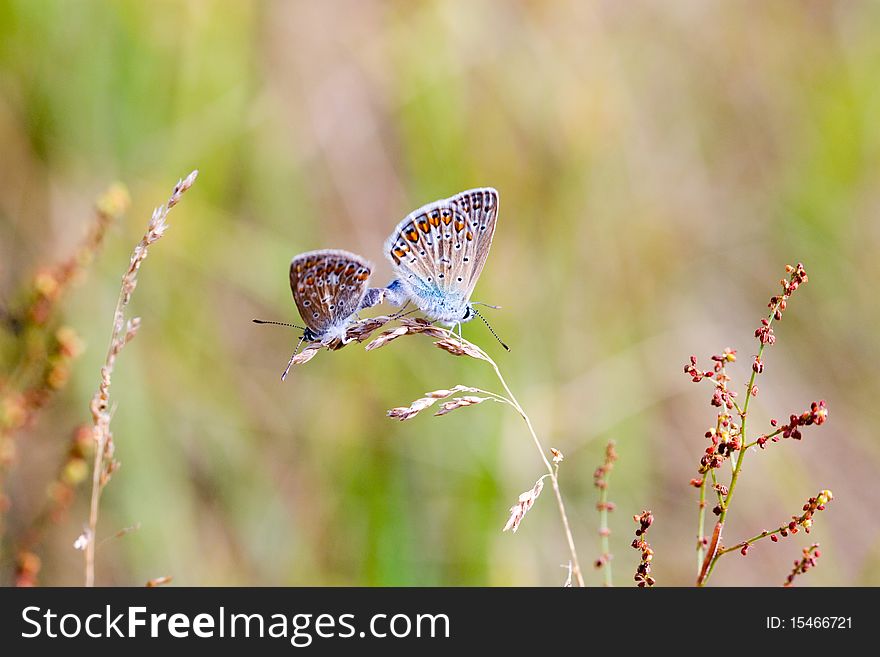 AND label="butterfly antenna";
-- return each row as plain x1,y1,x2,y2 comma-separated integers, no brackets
281,334,307,381
473,302,503,310
253,318,307,330
472,308,510,352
